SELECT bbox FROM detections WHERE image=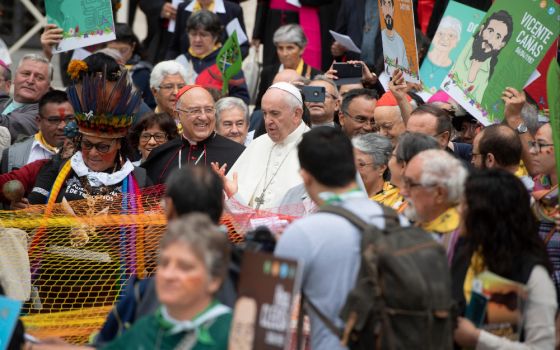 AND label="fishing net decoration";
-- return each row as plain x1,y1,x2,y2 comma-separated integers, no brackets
0,184,304,344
